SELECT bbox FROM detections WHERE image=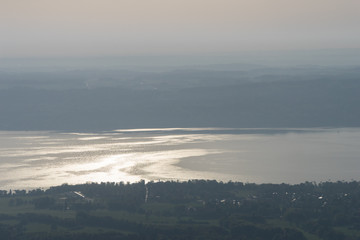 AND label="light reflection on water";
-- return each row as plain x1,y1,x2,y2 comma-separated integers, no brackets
0,128,360,189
